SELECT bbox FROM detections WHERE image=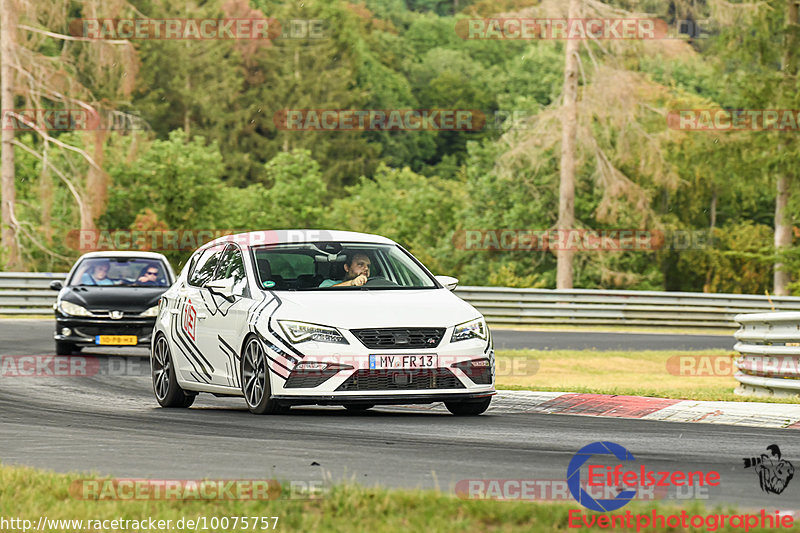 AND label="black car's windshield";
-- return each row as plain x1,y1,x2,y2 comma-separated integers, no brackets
68,257,171,287
251,243,437,291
